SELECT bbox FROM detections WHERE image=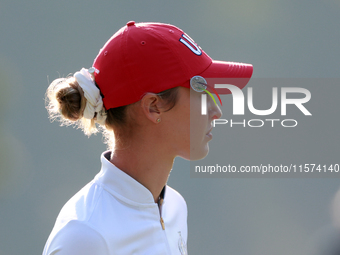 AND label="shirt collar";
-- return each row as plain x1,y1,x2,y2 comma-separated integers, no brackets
94,151,166,207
